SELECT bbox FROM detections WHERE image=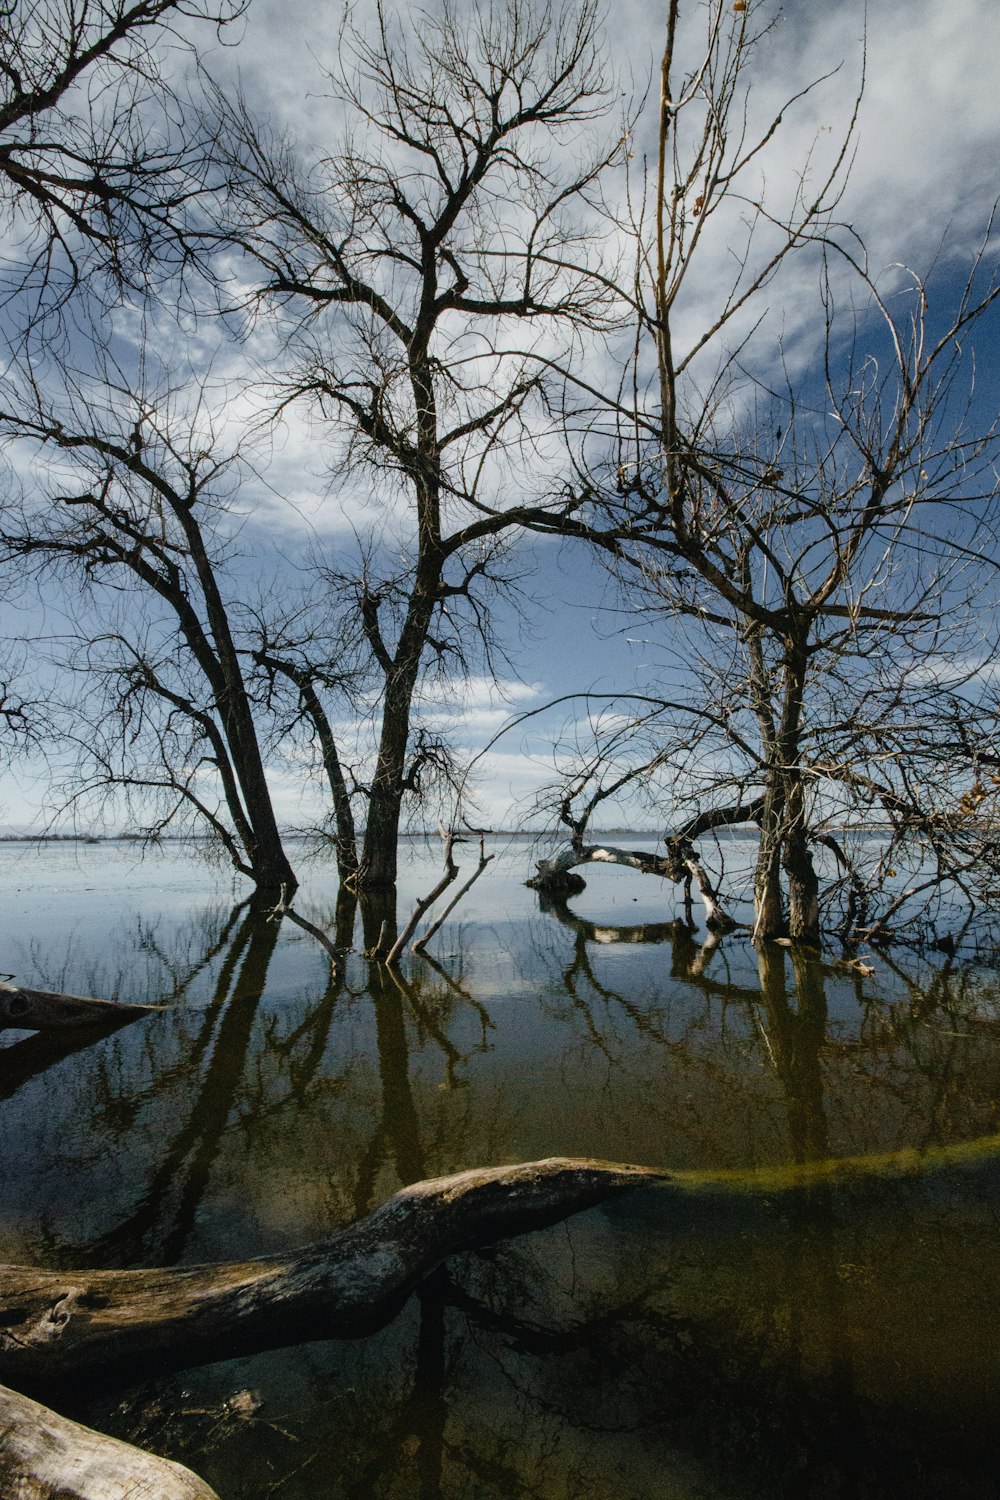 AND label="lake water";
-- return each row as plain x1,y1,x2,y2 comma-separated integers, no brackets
2,836,1000,1498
